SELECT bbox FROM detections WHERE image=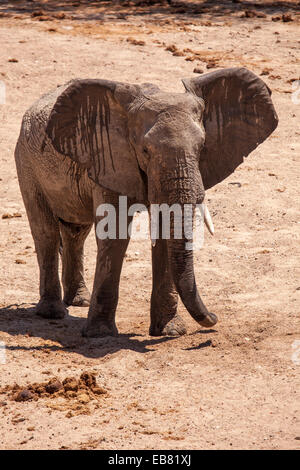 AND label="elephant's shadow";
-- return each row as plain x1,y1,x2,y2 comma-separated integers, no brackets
0,304,180,359
0,304,215,359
